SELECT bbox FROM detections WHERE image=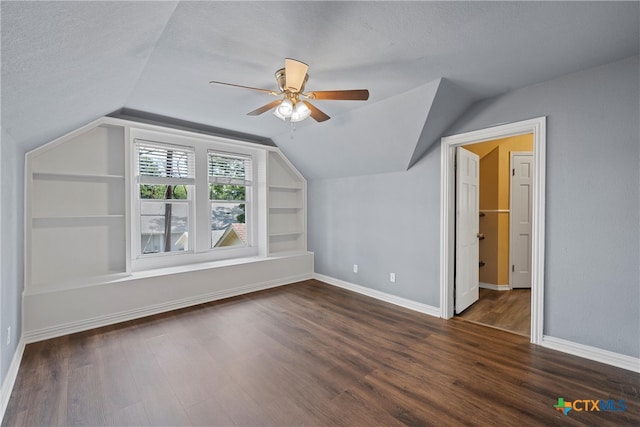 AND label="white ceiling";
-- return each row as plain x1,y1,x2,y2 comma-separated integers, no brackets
2,1,638,178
